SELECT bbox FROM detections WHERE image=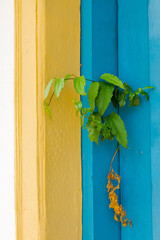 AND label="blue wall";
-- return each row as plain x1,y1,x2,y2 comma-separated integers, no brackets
81,0,160,239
